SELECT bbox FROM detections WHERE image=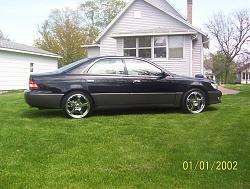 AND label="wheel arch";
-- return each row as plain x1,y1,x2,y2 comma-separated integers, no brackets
182,86,209,104
60,89,95,108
